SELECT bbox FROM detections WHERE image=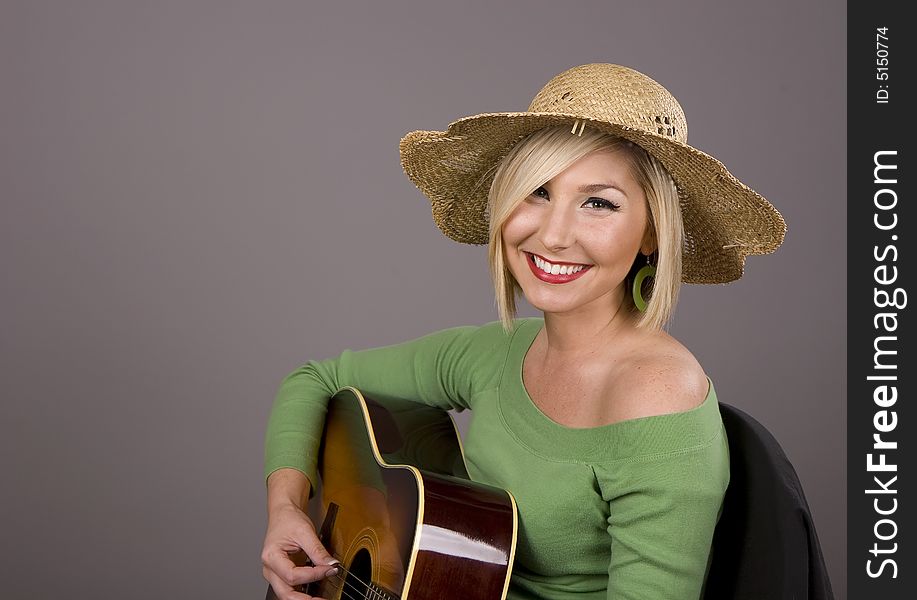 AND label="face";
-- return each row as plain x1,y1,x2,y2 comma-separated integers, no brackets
501,148,656,318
